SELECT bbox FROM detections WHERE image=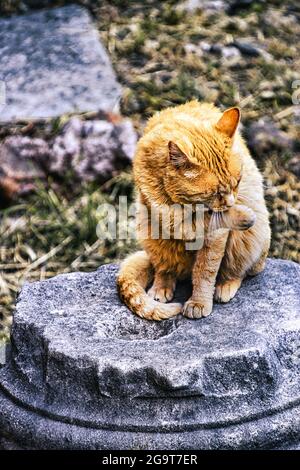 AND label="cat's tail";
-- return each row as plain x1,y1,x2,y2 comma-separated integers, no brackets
117,250,182,321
